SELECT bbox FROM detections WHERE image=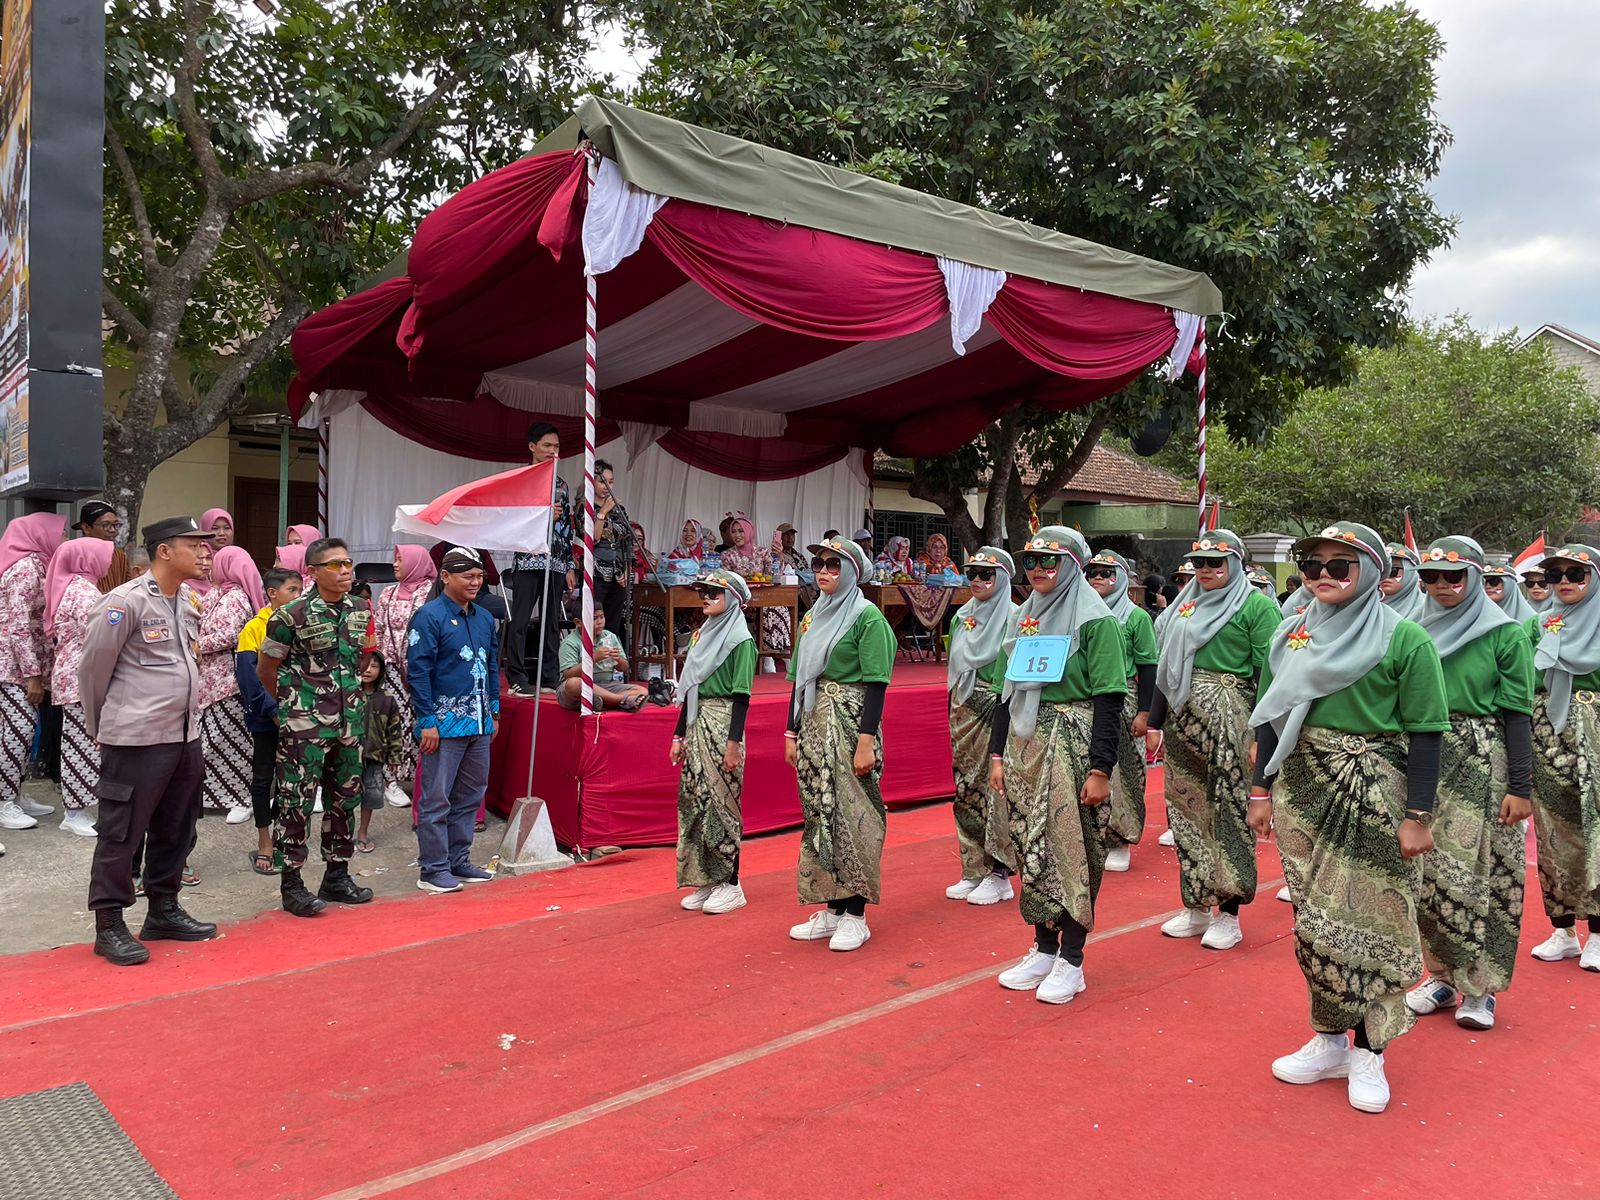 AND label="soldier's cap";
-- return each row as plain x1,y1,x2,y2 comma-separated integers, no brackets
78,501,116,528
141,516,217,548
440,546,484,573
